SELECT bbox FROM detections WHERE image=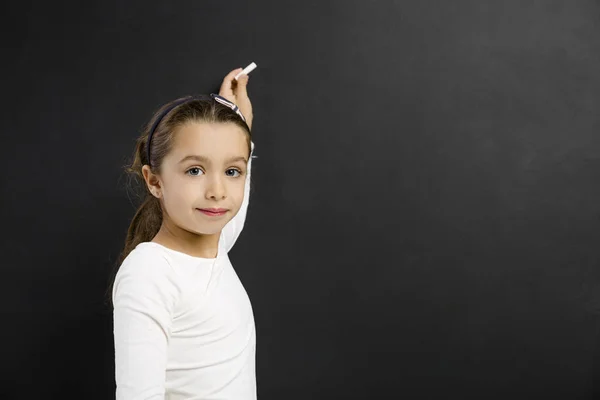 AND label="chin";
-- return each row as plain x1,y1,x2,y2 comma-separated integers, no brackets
188,223,227,236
